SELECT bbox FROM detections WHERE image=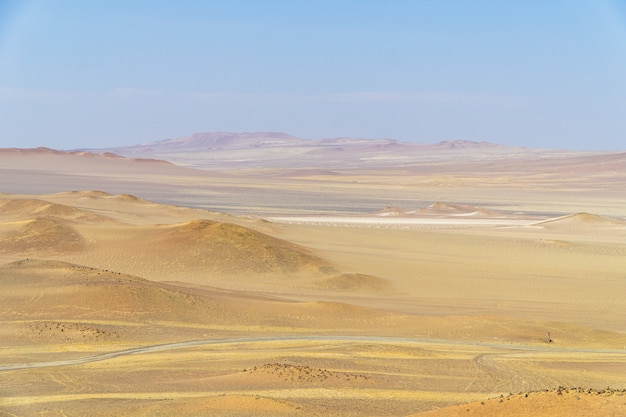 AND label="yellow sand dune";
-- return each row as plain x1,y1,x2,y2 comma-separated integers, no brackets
0,218,86,254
